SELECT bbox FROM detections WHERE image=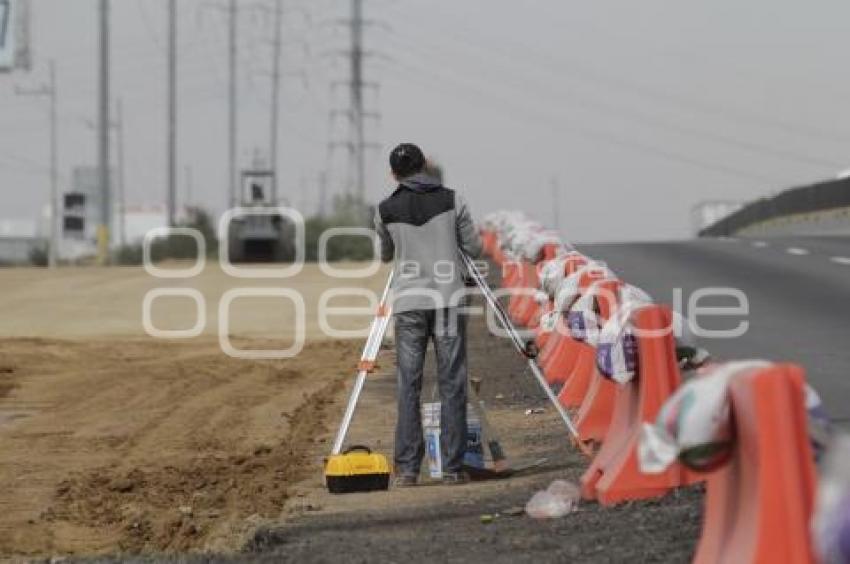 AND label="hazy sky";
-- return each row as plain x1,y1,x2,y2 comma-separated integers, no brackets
1,0,849,242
